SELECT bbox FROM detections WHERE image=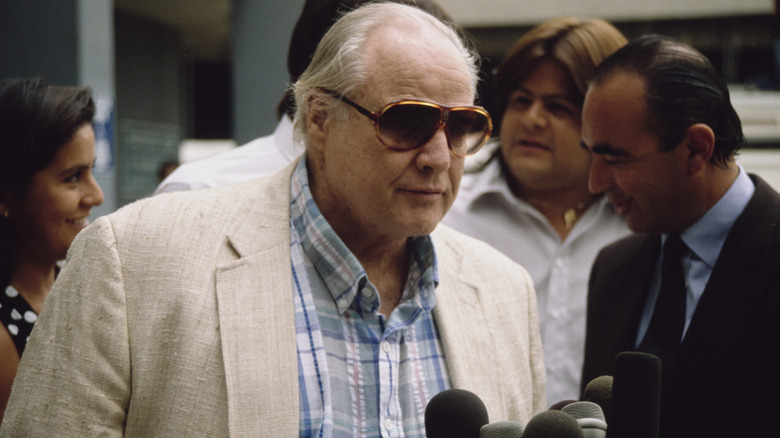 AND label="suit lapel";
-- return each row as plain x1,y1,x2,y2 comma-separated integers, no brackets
678,177,780,367
613,236,660,348
433,245,485,388
583,234,660,383
214,161,300,436
216,246,298,436
604,236,660,355
432,230,522,422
